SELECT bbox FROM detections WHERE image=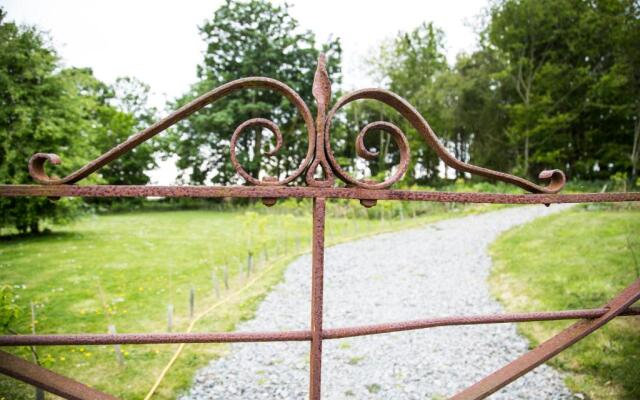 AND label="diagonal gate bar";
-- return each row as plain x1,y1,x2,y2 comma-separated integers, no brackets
0,350,117,400
452,279,640,399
